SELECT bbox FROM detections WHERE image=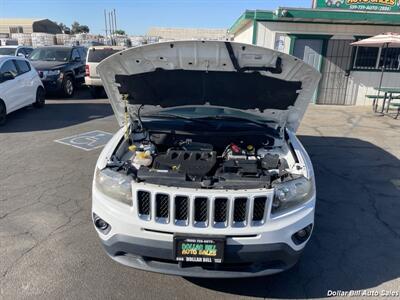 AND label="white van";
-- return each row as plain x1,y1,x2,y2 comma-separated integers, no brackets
85,46,125,97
